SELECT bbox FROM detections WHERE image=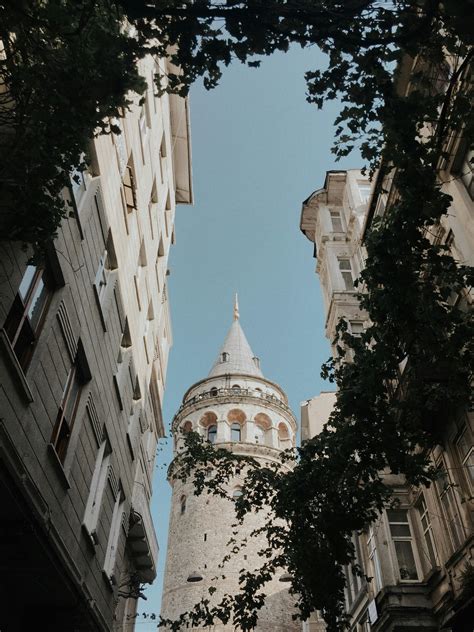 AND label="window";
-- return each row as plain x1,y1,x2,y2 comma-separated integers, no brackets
182,421,193,434
254,425,265,444
435,462,465,552
367,525,382,592
460,147,473,199
3,264,53,371
94,231,118,310
387,509,419,580
233,488,243,499
232,384,241,394
278,423,290,448
338,258,354,291
123,161,137,211
210,387,218,397
456,425,474,494
51,352,87,464
416,494,438,568
180,495,187,515
83,432,111,543
349,321,364,337
330,210,344,232
358,182,372,204
221,352,229,363
103,484,125,583
231,422,241,442
207,424,217,444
